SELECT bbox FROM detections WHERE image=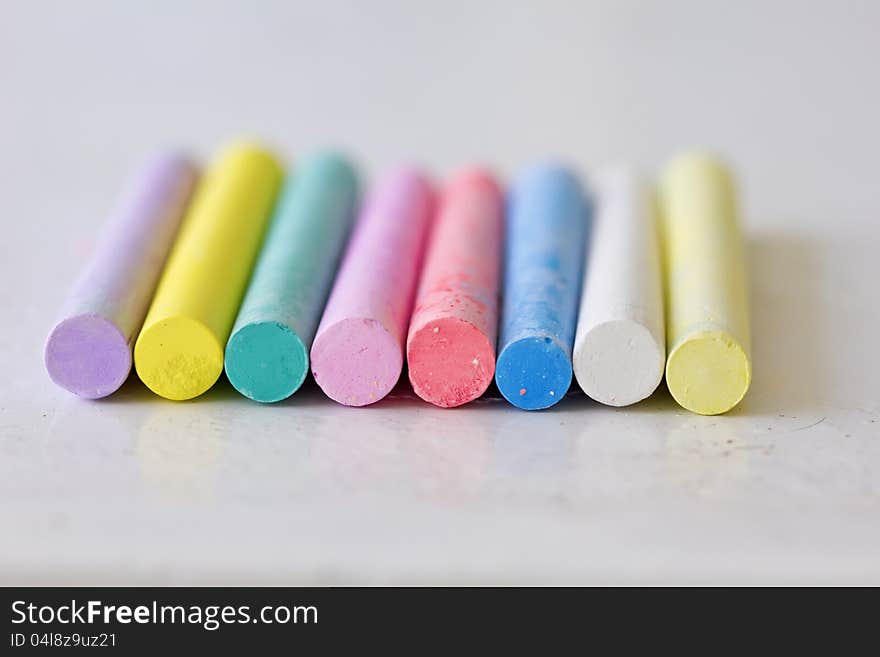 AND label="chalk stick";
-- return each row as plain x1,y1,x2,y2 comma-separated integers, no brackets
134,142,283,400
406,169,503,408
659,152,751,415
224,152,358,402
495,164,589,410
573,169,665,406
45,154,197,398
310,168,433,406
